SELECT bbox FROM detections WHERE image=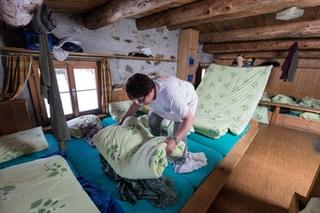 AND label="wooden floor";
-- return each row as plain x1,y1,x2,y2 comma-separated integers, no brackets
209,125,320,213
